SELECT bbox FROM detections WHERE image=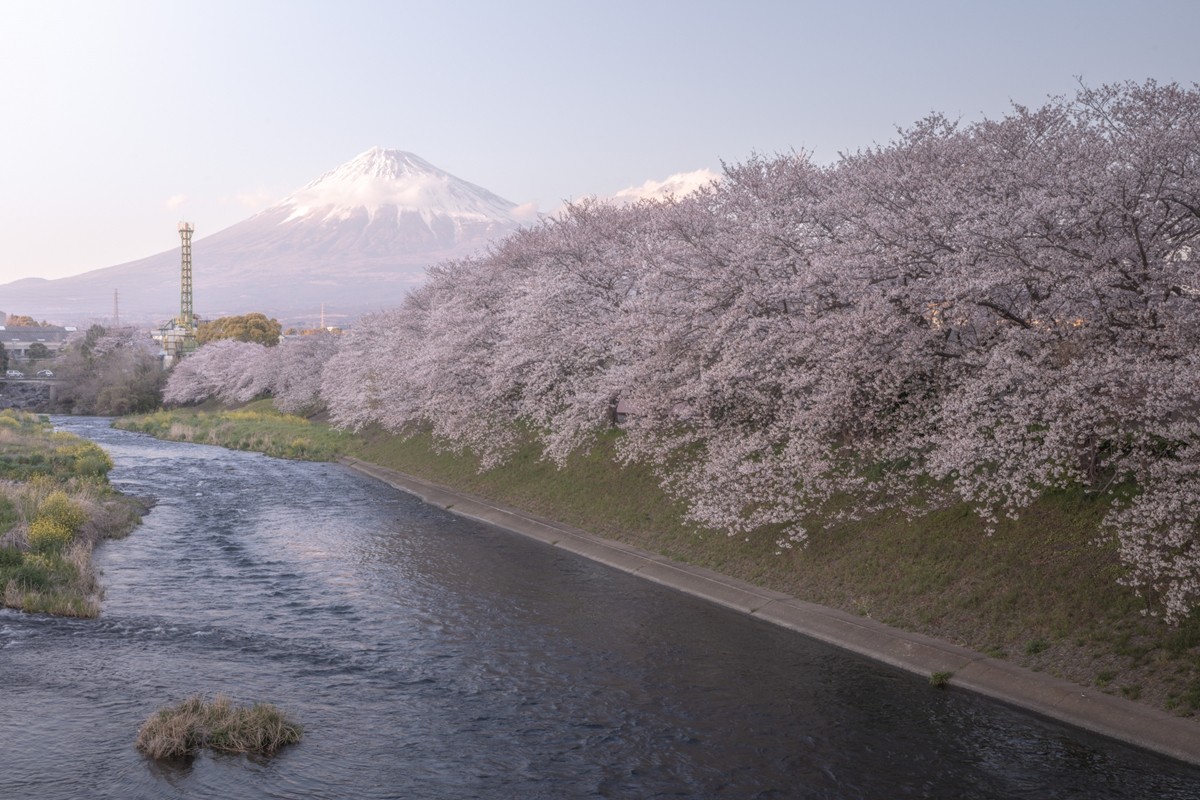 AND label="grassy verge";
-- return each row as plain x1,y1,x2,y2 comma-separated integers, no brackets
136,694,302,759
116,402,1200,717
115,401,353,461
0,410,145,617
